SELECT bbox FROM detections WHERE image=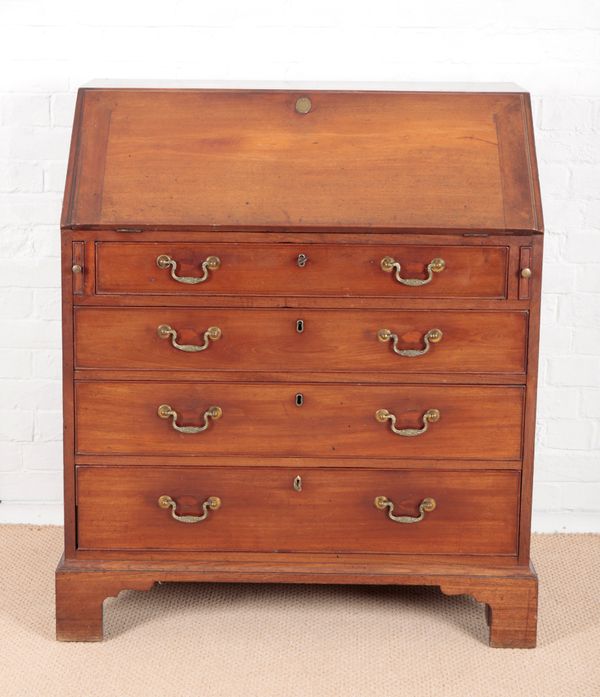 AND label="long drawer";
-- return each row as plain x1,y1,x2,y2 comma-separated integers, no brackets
75,382,524,460
75,307,527,375
95,242,509,298
76,466,520,555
